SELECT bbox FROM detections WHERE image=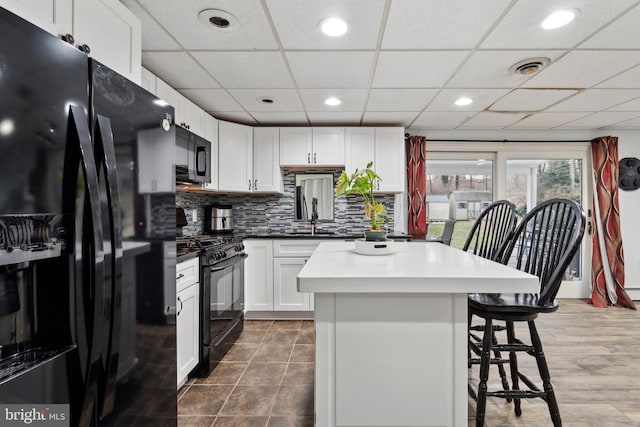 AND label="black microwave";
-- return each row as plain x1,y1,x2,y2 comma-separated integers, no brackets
175,125,211,184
